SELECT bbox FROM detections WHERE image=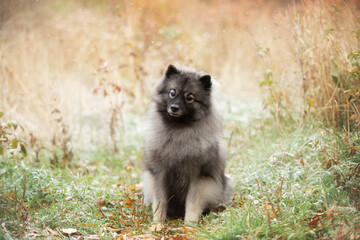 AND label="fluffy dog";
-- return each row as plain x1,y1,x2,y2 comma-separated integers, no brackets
143,64,233,223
